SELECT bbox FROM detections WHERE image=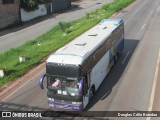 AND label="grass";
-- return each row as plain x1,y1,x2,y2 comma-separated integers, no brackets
0,0,135,87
